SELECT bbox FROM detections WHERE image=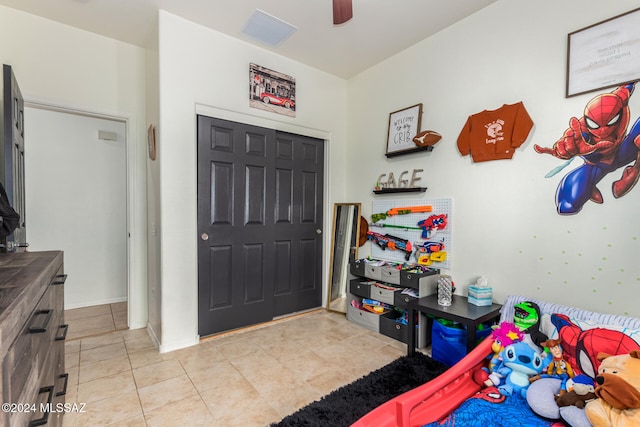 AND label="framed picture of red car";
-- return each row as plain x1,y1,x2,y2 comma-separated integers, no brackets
249,63,296,117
